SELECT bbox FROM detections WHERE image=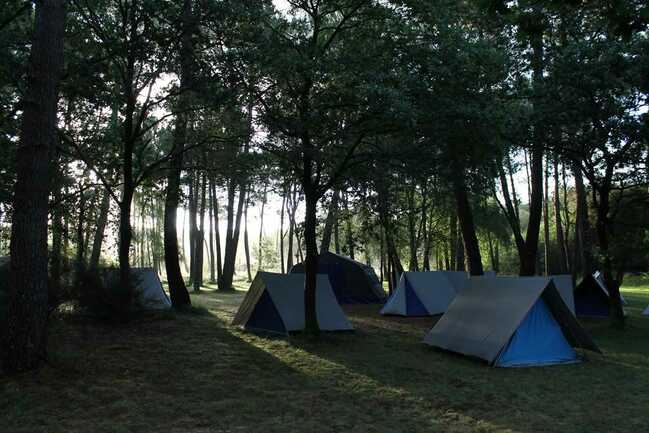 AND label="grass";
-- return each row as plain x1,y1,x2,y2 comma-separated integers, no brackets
2,276,649,433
